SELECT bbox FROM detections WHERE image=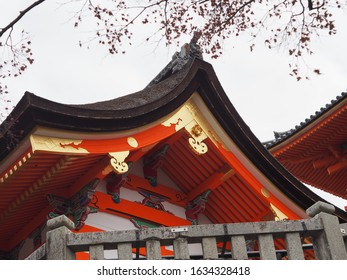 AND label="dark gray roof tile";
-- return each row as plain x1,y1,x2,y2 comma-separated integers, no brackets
263,91,347,148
